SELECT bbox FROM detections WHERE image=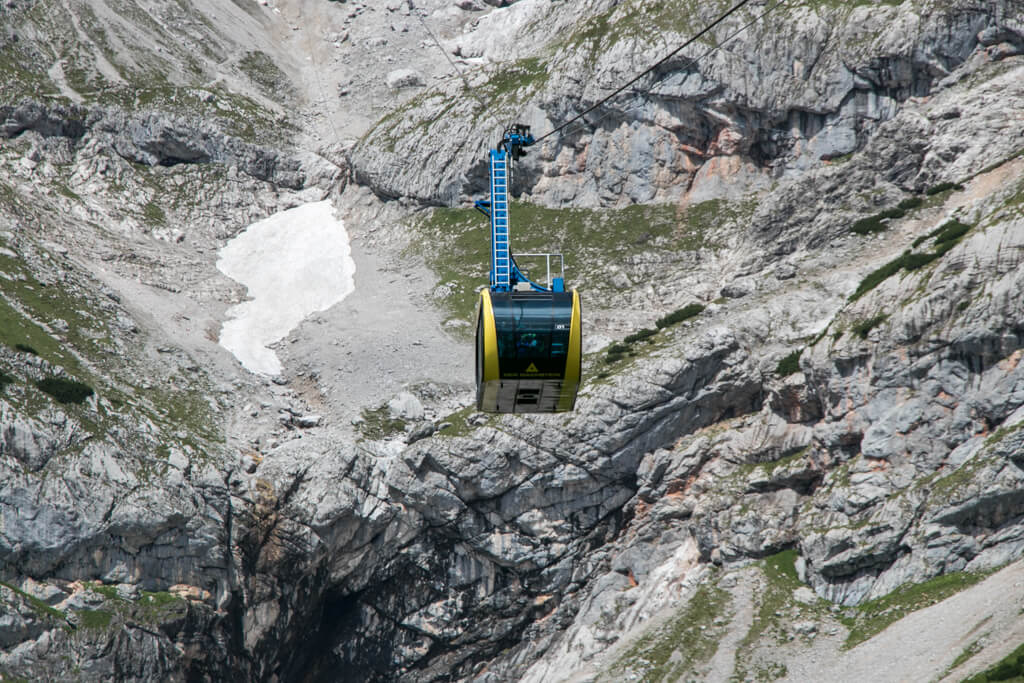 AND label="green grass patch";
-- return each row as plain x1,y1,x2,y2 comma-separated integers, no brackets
142,201,166,225
925,181,964,196
0,371,13,391
134,590,187,625
963,640,1024,683
359,89,441,152
851,314,887,339
75,585,186,628
850,255,907,300
985,420,1024,448
417,200,721,326
803,0,902,7
929,454,994,504
357,405,408,442
560,0,734,56
434,404,490,439
764,548,802,585
140,591,182,608
656,303,705,329
479,56,549,100
839,571,993,649
0,246,120,375
0,48,61,103
948,639,984,674
0,295,83,376
775,349,802,376
129,84,291,143
0,581,66,622
5,2,290,141
624,328,658,344
76,609,113,630
740,447,811,479
89,582,121,601
238,50,293,98
851,207,906,235
933,219,972,246
36,377,94,404
734,549,813,679
678,198,750,249
850,219,973,300
896,196,924,211
610,581,731,682
0,241,223,456
142,384,224,449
